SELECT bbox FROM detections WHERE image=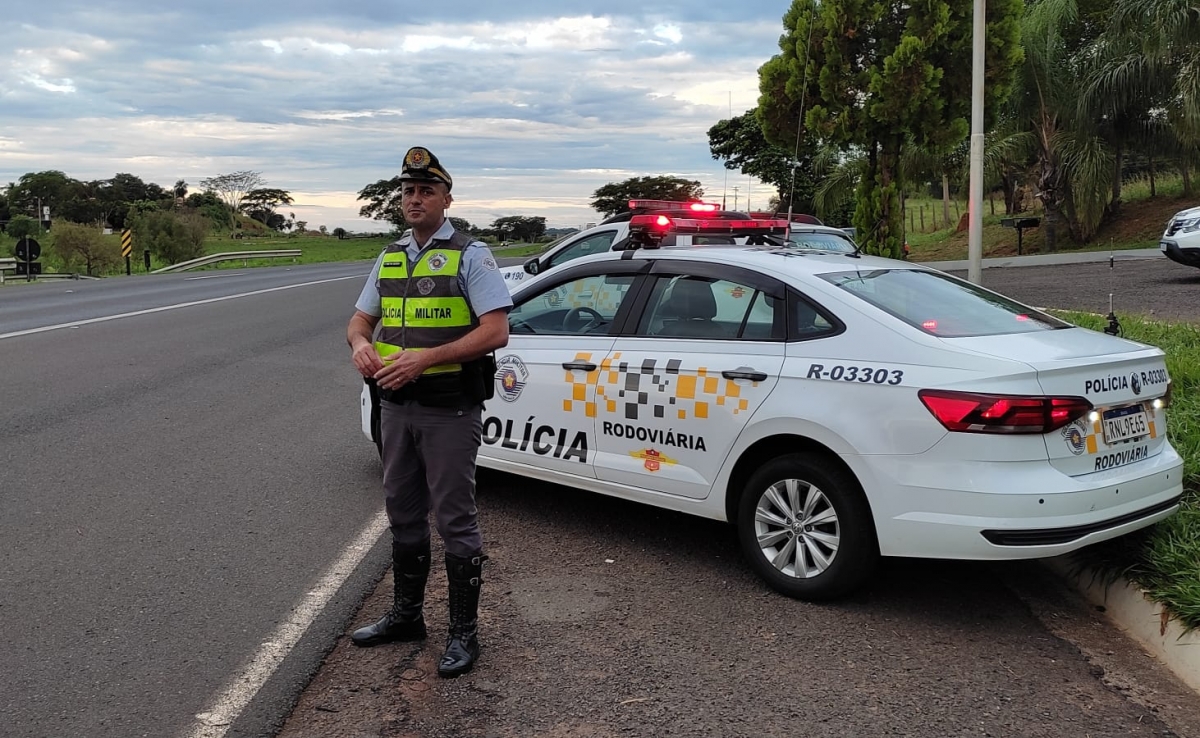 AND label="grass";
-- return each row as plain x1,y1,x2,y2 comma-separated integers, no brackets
1,229,554,280
902,172,1194,262
1052,310,1200,633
